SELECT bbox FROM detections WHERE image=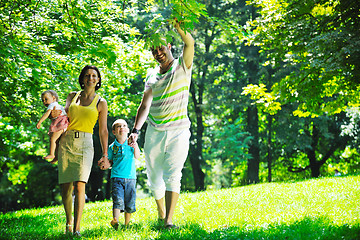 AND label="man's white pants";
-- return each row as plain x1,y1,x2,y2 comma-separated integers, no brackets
144,125,190,200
